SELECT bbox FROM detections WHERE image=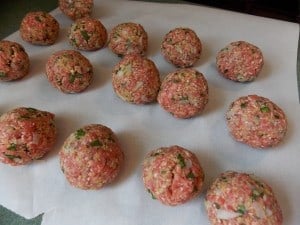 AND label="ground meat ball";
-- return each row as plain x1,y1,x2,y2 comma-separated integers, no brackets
0,107,56,166
226,95,287,148
45,50,93,93
59,0,93,20
108,22,148,57
20,11,59,45
216,41,264,82
205,171,283,225
143,145,205,206
59,124,124,190
0,40,30,81
112,54,160,104
157,68,208,119
161,27,202,68
68,17,107,51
